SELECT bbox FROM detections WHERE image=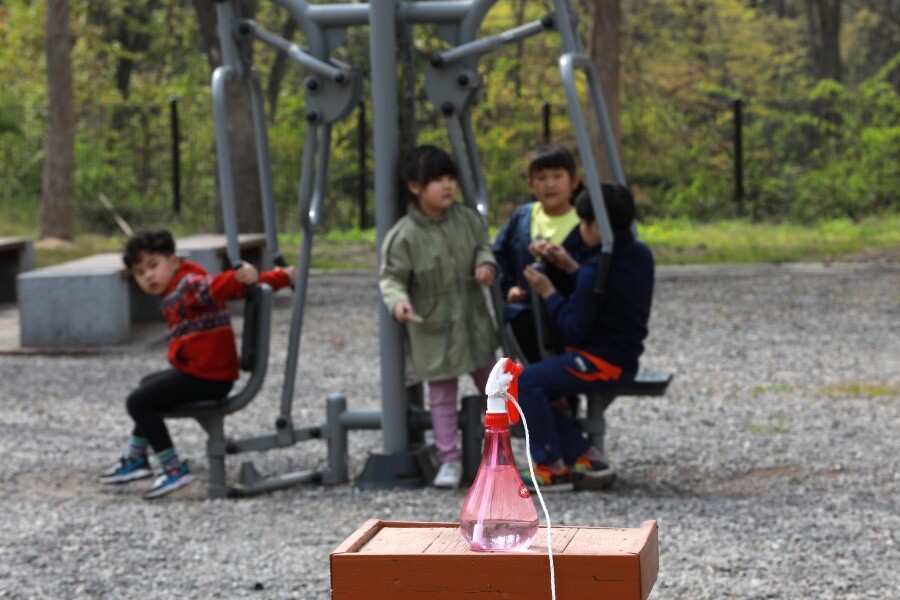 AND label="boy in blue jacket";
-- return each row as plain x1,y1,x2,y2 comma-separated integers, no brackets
518,184,654,491
492,144,588,363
